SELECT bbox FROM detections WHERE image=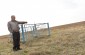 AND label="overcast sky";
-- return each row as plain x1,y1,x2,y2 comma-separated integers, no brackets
0,0,85,36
